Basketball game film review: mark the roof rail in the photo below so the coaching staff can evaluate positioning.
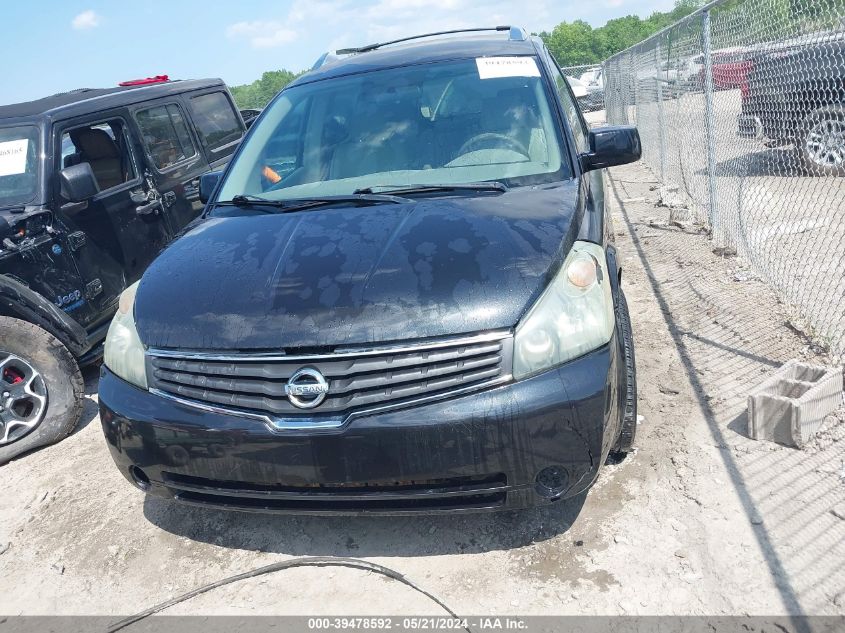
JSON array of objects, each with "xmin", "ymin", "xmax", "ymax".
[{"xmin": 327, "ymin": 25, "xmax": 526, "ymax": 58}]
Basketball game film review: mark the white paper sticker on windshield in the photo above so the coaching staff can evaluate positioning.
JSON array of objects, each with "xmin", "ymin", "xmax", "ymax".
[
  {"xmin": 476, "ymin": 57, "xmax": 540, "ymax": 80},
  {"xmin": 0, "ymin": 139, "xmax": 28, "ymax": 177}
]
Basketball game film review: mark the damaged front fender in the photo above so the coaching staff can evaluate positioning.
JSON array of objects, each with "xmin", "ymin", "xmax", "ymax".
[{"xmin": 0, "ymin": 274, "xmax": 89, "ymax": 357}]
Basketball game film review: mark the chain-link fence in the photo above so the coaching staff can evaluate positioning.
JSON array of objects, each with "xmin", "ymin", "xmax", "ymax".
[{"xmin": 603, "ymin": 0, "xmax": 845, "ymax": 359}]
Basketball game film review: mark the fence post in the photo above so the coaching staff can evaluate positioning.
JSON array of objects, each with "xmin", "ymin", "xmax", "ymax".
[
  {"xmin": 701, "ymin": 9, "xmax": 723, "ymax": 246},
  {"xmin": 655, "ymin": 41, "xmax": 667, "ymax": 182},
  {"xmin": 630, "ymin": 51, "xmax": 638, "ymax": 127}
]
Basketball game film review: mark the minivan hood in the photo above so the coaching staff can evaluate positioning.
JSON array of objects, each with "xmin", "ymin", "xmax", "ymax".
[{"xmin": 135, "ymin": 184, "xmax": 581, "ymax": 350}]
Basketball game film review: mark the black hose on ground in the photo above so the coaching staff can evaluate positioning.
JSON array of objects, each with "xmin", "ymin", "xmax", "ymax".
[{"xmin": 106, "ymin": 556, "xmax": 470, "ymax": 633}]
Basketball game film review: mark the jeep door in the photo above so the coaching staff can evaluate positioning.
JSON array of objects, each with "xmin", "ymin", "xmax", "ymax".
[
  {"xmin": 130, "ymin": 99, "xmax": 210, "ymax": 234},
  {"xmin": 54, "ymin": 112, "xmax": 172, "ymax": 325},
  {"xmin": 0, "ymin": 124, "xmax": 93, "ymax": 326}
]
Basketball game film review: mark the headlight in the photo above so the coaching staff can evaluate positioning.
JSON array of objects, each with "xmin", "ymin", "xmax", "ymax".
[
  {"xmin": 103, "ymin": 281, "xmax": 147, "ymax": 389},
  {"xmin": 513, "ymin": 241, "xmax": 615, "ymax": 379}
]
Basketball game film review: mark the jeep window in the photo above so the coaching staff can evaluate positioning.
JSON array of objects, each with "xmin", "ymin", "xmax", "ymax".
[
  {"xmin": 61, "ymin": 120, "xmax": 137, "ymax": 193},
  {"xmin": 135, "ymin": 103, "xmax": 197, "ymax": 170},
  {"xmin": 0, "ymin": 125, "xmax": 39, "ymax": 208},
  {"xmin": 218, "ymin": 57, "xmax": 570, "ymax": 202},
  {"xmin": 188, "ymin": 92, "xmax": 243, "ymax": 155}
]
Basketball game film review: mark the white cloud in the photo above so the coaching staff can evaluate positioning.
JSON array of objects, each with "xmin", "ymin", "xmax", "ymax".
[
  {"xmin": 227, "ymin": 20, "xmax": 298, "ymax": 48},
  {"xmin": 71, "ymin": 9, "xmax": 100, "ymax": 30},
  {"xmin": 288, "ymin": 0, "xmax": 352, "ymax": 25}
]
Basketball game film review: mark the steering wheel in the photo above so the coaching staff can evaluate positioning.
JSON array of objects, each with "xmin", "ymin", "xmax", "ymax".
[{"xmin": 457, "ymin": 133, "xmax": 529, "ymax": 159}]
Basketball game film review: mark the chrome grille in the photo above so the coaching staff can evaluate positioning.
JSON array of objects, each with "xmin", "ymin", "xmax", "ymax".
[{"xmin": 146, "ymin": 332, "xmax": 513, "ymax": 423}]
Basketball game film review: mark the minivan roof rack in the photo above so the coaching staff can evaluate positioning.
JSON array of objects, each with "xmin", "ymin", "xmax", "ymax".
[{"xmin": 333, "ymin": 25, "xmax": 527, "ymax": 57}]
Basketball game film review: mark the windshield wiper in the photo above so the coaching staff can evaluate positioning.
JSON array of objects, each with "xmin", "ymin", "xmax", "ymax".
[
  {"xmin": 353, "ymin": 182, "xmax": 509, "ymax": 196},
  {"xmin": 218, "ymin": 193, "xmax": 412, "ymax": 212}
]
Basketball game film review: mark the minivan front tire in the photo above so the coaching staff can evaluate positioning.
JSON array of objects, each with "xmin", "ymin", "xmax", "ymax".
[
  {"xmin": 611, "ymin": 289, "xmax": 637, "ymax": 456},
  {"xmin": 0, "ymin": 317, "xmax": 84, "ymax": 464}
]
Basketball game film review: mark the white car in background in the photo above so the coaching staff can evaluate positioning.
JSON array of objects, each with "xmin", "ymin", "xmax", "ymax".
[
  {"xmin": 567, "ymin": 75, "xmax": 605, "ymax": 112},
  {"xmin": 567, "ymin": 76, "xmax": 589, "ymax": 98},
  {"xmin": 579, "ymin": 67, "xmax": 604, "ymax": 91}
]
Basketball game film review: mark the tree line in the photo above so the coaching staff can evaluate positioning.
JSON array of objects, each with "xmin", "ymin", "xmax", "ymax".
[
  {"xmin": 538, "ymin": 0, "xmax": 710, "ymax": 68},
  {"xmin": 543, "ymin": 0, "xmax": 830, "ymax": 68},
  {"xmin": 230, "ymin": 69, "xmax": 303, "ymax": 109}
]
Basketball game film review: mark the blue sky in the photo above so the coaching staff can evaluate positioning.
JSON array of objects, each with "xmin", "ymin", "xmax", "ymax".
[{"xmin": 1, "ymin": 0, "xmax": 676, "ymax": 104}]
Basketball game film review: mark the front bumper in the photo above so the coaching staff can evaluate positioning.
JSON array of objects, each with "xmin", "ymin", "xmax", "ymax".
[
  {"xmin": 99, "ymin": 337, "xmax": 623, "ymax": 515},
  {"xmin": 738, "ymin": 114, "xmax": 765, "ymax": 140},
  {"xmin": 738, "ymin": 107, "xmax": 798, "ymax": 145}
]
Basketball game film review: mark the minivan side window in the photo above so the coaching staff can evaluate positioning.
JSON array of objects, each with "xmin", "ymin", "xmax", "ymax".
[
  {"xmin": 61, "ymin": 120, "xmax": 137, "ymax": 192},
  {"xmin": 188, "ymin": 92, "xmax": 243, "ymax": 155},
  {"xmin": 135, "ymin": 103, "xmax": 197, "ymax": 170},
  {"xmin": 547, "ymin": 56, "xmax": 589, "ymax": 154}
]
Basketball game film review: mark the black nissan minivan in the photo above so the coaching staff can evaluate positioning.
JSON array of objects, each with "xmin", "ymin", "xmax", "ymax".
[{"xmin": 99, "ymin": 27, "xmax": 642, "ymax": 514}]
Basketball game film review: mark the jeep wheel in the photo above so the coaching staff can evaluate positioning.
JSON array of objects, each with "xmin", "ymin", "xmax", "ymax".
[
  {"xmin": 0, "ymin": 317, "xmax": 84, "ymax": 465},
  {"xmin": 800, "ymin": 106, "xmax": 845, "ymax": 177},
  {"xmin": 611, "ymin": 289, "xmax": 637, "ymax": 457}
]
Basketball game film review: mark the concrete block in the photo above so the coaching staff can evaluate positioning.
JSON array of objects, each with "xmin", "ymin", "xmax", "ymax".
[{"xmin": 747, "ymin": 361, "xmax": 843, "ymax": 448}]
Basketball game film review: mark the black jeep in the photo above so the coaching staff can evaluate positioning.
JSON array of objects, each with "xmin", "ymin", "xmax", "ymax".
[{"xmin": 0, "ymin": 78, "xmax": 245, "ymax": 462}]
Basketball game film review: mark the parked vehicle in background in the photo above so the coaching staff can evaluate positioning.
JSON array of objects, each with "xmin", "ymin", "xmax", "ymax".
[
  {"xmin": 566, "ymin": 75, "xmax": 604, "ymax": 112},
  {"xmin": 0, "ymin": 77, "xmax": 246, "ymax": 462},
  {"xmin": 738, "ymin": 31, "xmax": 845, "ymax": 175},
  {"xmin": 710, "ymin": 48, "xmax": 753, "ymax": 91},
  {"xmin": 579, "ymin": 67, "xmax": 603, "ymax": 91},
  {"xmin": 634, "ymin": 60, "xmax": 682, "ymax": 98},
  {"xmin": 567, "ymin": 75, "xmax": 589, "ymax": 98},
  {"xmin": 672, "ymin": 48, "xmax": 750, "ymax": 93},
  {"xmin": 680, "ymin": 53, "xmax": 704, "ymax": 90},
  {"xmin": 579, "ymin": 88, "xmax": 605, "ymax": 113},
  {"xmin": 99, "ymin": 26, "xmax": 641, "ymax": 515},
  {"xmin": 239, "ymin": 108, "xmax": 262, "ymax": 129}
]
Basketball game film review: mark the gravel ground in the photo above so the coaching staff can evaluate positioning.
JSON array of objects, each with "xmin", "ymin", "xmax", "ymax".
[{"xmin": 0, "ymin": 158, "xmax": 843, "ymax": 618}]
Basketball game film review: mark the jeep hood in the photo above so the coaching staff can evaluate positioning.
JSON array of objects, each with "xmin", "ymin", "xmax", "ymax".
[{"xmin": 135, "ymin": 184, "xmax": 581, "ymax": 350}]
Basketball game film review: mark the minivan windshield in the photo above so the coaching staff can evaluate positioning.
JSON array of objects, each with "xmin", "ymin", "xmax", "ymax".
[
  {"xmin": 0, "ymin": 125, "xmax": 40, "ymax": 208},
  {"xmin": 217, "ymin": 57, "xmax": 569, "ymax": 203}
]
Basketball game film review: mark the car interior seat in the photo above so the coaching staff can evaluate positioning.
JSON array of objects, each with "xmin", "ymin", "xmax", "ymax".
[{"xmin": 68, "ymin": 128, "xmax": 124, "ymax": 190}]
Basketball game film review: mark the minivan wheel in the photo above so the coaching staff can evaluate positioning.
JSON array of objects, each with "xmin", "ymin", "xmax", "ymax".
[
  {"xmin": 0, "ymin": 317, "xmax": 84, "ymax": 465},
  {"xmin": 800, "ymin": 106, "xmax": 845, "ymax": 177},
  {"xmin": 611, "ymin": 290, "xmax": 637, "ymax": 457}
]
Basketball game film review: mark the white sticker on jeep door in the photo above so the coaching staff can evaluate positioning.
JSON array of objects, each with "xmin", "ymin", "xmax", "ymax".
[
  {"xmin": 0, "ymin": 139, "xmax": 28, "ymax": 176},
  {"xmin": 476, "ymin": 57, "xmax": 541, "ymax": 80}
]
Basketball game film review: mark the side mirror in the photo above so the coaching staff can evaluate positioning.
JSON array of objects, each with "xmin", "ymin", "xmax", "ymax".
[
  {"xmin": 579, "ymin": 126, "xmax": 641, "ymax": 173},
  {"xmin": 199, "ymin": 171, "xmax": 223, "ymax": 204},
  {"xmin": 59, "ymin": 162, "xmax": 99, "ymax": 203}
]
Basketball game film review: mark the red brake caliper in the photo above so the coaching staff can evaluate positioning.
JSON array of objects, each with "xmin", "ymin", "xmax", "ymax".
[{"xmin": 2, "ymin": 368, "xmax": 24, "ymax": 385}]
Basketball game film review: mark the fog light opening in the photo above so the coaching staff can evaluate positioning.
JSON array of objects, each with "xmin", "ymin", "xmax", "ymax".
[
  {"xmin": 535, "ymin": 465, "xmax": 570, "ymax": 500},
  {"xmin": 129, "ymin": 465, "xmax": 151, "ymax": 491}
]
